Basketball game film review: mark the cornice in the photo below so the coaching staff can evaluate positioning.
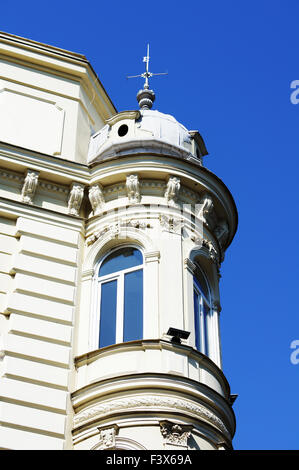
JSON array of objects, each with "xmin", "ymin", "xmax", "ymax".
[
  {"xmin": 0, "ymin": 195, "xmax": 84, "ymax": 233},
  {"xmin": 71, "ymin": 371, "xmax": 235, "ymax": 440},
  {"xmin": 0, "ymin": 142, "xmax": 237, "ymax": 250},
  {"xmin": 0, "ymin": 142, "xmax": 89, "ymax": 184}
]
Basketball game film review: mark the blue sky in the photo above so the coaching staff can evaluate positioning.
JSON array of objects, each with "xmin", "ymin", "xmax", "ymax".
[{"xmin": 2, "ymin": 0, "xmax": 298, "ymax": 450}]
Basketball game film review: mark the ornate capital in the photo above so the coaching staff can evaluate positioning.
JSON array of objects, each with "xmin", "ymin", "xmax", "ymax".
[
  {"xmin": 68, "ymin": 182, "xmax": 84, "ymax": 217},
  {"xmin": 160, "ymin": 421, "xmax": 192, "ymax": 448},
  {"xmin": 21, "ymin": 169, "xmax": 39, "ymax": 204}
]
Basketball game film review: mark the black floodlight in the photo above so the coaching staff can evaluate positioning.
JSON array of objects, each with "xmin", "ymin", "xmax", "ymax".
[
  {"xmin": 167, "ymin": 327, "xmax": 190, "ymax": 344},
  {"xmin": 229, "ymin": 394, "xmax": 238, "ymax": 405}
]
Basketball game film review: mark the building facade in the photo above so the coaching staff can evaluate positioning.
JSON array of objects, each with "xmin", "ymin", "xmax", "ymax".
[{"xmin": 0, "ymin": 32, "xmax": 238, "ymax": 450}]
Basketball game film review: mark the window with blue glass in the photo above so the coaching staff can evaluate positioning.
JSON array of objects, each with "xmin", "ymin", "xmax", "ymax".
[
  {"xmin": 193, "ymin": 267, "xmax": 211, "ymax": 356},
  {"xmin": 98, "ymin": 246, "xmax": 144, "ymax": 348}
]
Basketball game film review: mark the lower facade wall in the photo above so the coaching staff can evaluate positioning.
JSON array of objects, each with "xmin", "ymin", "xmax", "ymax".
[{"xmin": 0, "ymin": 212, "xmax": 82, "ymax": 449}]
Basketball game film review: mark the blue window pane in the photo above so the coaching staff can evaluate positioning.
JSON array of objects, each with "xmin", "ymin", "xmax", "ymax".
[
  {"xmin": 123, "ymin": 269, "xmax": 143, "ymax": 342},
  {"xmin": 203, "ymin": 302, "xmax": 209, "ymax": 356},
  {"xmin": 99, "ymin": 247, "xmax": 143, "ymax": 277},
  {"xmin": 194, "ymin": 271, "xmax": 209, "ymax": 300},
  {"xmin": 194, "ymin": 289, "xmax": 200, "ymax": 351},
  {"xmin": 99, "ymin": 280, "xmax": 117, "ymax": 348}
]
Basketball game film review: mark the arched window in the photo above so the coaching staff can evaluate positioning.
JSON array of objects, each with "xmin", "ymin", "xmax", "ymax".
[
  {"xmin": 193, "ymin": 266, "xmax": 211, "ymax": 356},
  {"xmin": 97, "ymin": 246, "xmax": 144, "ymax": 348}
]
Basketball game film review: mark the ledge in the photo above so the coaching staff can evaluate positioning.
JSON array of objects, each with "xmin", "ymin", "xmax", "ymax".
[{"xmin": 74, "ymin": 339, "xmax": 231, "ymax": 399}]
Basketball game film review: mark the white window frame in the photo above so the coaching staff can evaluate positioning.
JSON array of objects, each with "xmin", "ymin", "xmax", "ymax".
[
  {"xmin": 193, "ymin": 268, "xmax": 211, "ymax": 356},
  {"xmin": 91, "ymin": 245, "xmax": 144, "ymax": 349}
]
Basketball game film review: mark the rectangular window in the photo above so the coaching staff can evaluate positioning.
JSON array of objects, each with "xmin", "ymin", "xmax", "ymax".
[
  {"xmin": 203, "ymin": 301, "xmax": 209, "ymax": 356},
  {"xmin": 99, "ymin": 279, "xmax": 117, "ymax": 348},
  {"xmin": 193, "ymin": 289, "xmax": 200, "ymax": 351},
  {"xmin": 123, "ymin": 269, "xmax": 143, "ymax": 342}
]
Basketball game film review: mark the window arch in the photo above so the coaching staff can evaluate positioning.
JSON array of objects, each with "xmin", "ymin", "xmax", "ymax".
[
  {"xmin": 96, "ymin": 246, "xmax": 144, "ymax": 348},
  {"xmin": 193, "ymin": 265, "xmax": 211, "ymax": 356}
]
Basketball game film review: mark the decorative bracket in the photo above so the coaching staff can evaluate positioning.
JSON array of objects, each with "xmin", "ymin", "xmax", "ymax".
[
  {"xmin": 196, "ymin": 192, "xmax": 214, "ymax": 227},
  {"xmin": 89, "ymin": 184, "xmax": 105, "ymax": 216},
  {"xmin": 68, "ymin": 182, "xmax": 85, "ymax": 217},
  {"xmin": 20, "ymin": 169, "xmax": 39, "ymax": 204},
  {"xmin": 126, "ymin": 174, "xmax": 141, "ymax": 204},
  {"xmin": 214, "ymin": 219, "xmax": 229, "ymax": 248},
  {"xmin": 164, "ymin": 176, "xmax": 180, "ymax": 206}
]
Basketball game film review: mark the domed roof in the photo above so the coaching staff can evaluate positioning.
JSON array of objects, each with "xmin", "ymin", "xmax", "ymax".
[
  {"xmin": 87, "ymin": 108, "xmax": 207, "ymax": 166},
  {"xmin": 138, "ymin": 109, "xmax": 191, "ymax": 148}
]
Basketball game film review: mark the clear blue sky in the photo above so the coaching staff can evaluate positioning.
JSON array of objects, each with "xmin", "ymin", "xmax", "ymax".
[{"xmin": 2, "ymin": 0, "xmax": 298, "ymax": 450}]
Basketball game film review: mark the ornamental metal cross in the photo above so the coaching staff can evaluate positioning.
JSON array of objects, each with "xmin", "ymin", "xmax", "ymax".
[{"xmin": 127, "ymin": 44, "xmax": 167, "ymax": 90}]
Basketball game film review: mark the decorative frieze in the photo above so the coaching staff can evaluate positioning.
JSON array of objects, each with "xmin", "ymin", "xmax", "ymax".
[
  {"xmin": 160, "ymin": 421, "xmax": 192, "ymax": 448},
  {"xmin": 0, "ymin": 169, "xmax": 23, "ymax": 184},
  {"xmin": 126, "ymin": 174, "xmax": 141, "ymax": 204},
  {"xmin": 89, "ymin": 184, "xmax": 105, "ymax": 216},
  {"xmin": 68, "ymin": 182, "xmax": 85, "ymax": 217},
  {"xmin": 73, "ymin": 395, "xmax": 231, "ymax": 439},
  {"xmin": 20, "ymin": 169, "xmax": 39, "ymax": 204},
  {"xmin": 38, "ymin": 180, "xmax": 69, "ymax": 195},
  {"xmin": 164, "ymin": 176, "xmax": 180, "ymax": 206}
]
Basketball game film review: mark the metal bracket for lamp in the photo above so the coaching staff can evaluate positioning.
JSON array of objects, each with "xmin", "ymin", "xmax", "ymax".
[{"xmin": 167, "ymin": 327, "xmax": 190, "ymax": 344}]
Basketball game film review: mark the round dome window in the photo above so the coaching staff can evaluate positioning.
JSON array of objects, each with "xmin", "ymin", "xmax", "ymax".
[{"xmin": 118, "ymin": 124, "xmax": 129, "ymax": 137}]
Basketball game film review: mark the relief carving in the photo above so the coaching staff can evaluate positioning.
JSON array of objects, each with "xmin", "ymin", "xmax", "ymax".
[
  {"xmin": 86, "ymin": 219, "xmax": 151, "ymax": 245},
  {"xmin": 96, "ymin": 425, "xmax": 119, "ymax": 450},
  {"xmin": 160, "ymin": 421, "xmax": 192, "ymax": 447},
  {"xmin": 73, "ymin": 395, "xmax": 231, "ymax": 438},
  {"xmin": 159, "ymin": 214, "xmax": 181, "ymax": 233}
]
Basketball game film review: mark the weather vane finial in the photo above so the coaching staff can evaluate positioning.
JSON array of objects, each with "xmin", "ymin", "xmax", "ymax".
[{"xmin": 127, "ymin": 44, "xmax": 167, "ymax": 109}]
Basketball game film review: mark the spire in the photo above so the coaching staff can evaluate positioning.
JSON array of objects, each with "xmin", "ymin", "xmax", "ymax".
[{"xmin": 127, "ymin": 44, "xmax": 167, "ymax": 109}]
